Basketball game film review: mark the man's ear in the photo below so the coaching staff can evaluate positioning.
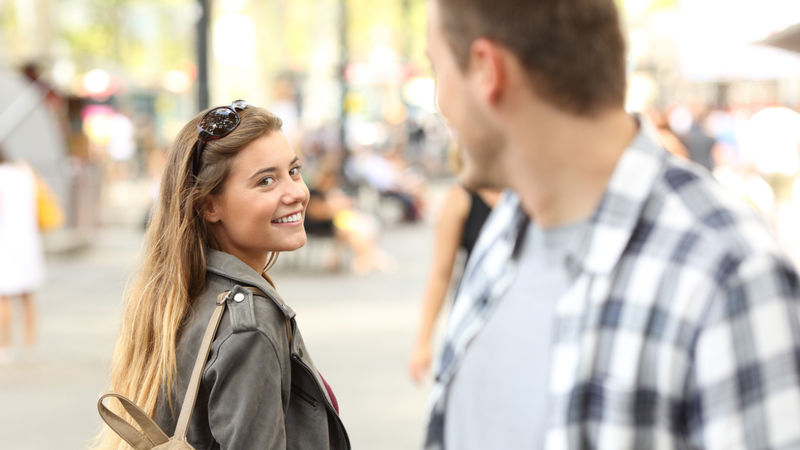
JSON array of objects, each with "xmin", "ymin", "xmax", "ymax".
[
  {"xmin": 203, "ymin": 194, "xmax": 222, "ymax": 223},
  {"xmin": 469, "ymin": 38, "xmax": 506, "ymax": 105}
]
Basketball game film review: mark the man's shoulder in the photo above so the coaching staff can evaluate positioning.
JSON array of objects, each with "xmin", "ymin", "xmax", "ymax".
[
  {"xmin": 629, "ymin": 157, "xmax": 789, "ymax": 286},
  {"xmin": 653, "ymin": 159, "xmax": 778, "ymax": 248}
]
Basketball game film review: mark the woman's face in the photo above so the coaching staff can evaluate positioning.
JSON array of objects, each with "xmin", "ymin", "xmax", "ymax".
[{"xmin": 204, "ymin": 131, "xmax": 309, "ymax": 272}]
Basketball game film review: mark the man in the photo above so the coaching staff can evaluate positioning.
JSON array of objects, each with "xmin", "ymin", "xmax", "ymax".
[{"xmin": 424, "ymin": 0, "xmax": 800, "ymax": 449}]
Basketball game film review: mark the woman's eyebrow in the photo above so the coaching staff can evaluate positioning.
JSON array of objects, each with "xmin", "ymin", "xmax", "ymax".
[
  {"xmin": 249, "ymin": 166, "xmax": 277, "ymax": 180},
  {"xmin": 248, "ymin": 157, "xmax": 300, "ymax": 180}
]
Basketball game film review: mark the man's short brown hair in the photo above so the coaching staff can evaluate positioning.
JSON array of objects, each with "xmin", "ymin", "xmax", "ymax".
[{"xmin": 436, "ymin": 0, "xmax": 627, "ymax": 115}]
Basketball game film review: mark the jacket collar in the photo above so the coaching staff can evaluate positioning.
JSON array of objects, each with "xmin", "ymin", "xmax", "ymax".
[
  {"xmin": 565, "ymin": 115, "xmax": 669, "ymax": 278},
  {"xmin": 206, "ymin": 249, "xmax": 295, "ymax": 319}
]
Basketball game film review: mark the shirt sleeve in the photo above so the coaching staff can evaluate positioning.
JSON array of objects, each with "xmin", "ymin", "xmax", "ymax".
[
  {"xmin": 689, "ymin": 252, "xmax": 800, "ymax": 450},
  {"xmin": 205, "ymin": 330, "xmax": 287, "ymax": 449}
]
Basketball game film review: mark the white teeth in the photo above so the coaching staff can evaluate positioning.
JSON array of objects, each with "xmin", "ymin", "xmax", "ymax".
[{"xmin": 274, "ymin": 213, "xmax": 301, "ymax": 224}]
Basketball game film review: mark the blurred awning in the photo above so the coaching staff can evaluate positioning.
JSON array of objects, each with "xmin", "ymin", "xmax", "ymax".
[
  {"xmin": 674, "ymin": 0, "xmax": 800, "ymax": 81},
  {"xmin": 678, "ymin": 42, "xmax": 800, "ymax": 81},
  {"xmin": 759, "ymin": 22, "xmax": 800, "ymax": 54}
]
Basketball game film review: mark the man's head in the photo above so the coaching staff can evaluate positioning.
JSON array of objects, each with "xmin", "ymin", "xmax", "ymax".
[{"xmin": 426, "ymin": 0, "xmax": 627, "ymax": 188}]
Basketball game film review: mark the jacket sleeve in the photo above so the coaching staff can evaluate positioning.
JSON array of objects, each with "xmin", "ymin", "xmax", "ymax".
[
  {"xmin": 205, "ymin": 329, "xmax": 287, "ymax": 449},
  {"xmin": 689, "ymin": 252, "xmax": 800, "ymax": 450}
]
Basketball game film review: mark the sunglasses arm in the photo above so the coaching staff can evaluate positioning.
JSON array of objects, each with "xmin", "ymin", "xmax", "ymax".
[{"xmin": 192, "ymin": 138, "xmax": 208, "ymax": 176}]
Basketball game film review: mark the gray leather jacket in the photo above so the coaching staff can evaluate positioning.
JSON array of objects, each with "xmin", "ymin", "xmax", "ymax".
[{"xmin": 154, "ymin": 250, "xmax": 350, "ymax": 450}]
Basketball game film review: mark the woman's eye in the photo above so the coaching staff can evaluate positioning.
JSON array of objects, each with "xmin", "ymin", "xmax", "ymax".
[
  {"xmin": 259, "ymin": 176, "xmax": 275, "ymax": 187},
  {"xmin": 289, "ymin": 166, "xmax": 302, "ymax": 176}
]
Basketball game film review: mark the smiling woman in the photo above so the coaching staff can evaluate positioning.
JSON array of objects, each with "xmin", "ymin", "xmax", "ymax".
[
  {"xmin": 203, "ymin": 132, "xmax": 309, "ymax": 271},
  {"xmin": 93, "ymin": 103, "xmax": 349, "ymax": 450}
]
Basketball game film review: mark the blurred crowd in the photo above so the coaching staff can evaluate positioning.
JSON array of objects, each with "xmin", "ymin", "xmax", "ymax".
[{"xmin": 649, "ymin": 102, "xmax": 800, "ymax": 258}]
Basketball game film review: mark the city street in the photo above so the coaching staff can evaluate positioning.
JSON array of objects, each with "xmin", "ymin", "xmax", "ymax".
[{"xmin": 0, "ymin": 219, "xmax": 441, "ymax": 449}]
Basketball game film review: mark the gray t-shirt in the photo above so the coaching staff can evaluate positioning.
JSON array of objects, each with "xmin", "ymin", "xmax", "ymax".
[{"xmin": 444, "ymin": 219, "xmax": 585, "ymax": 450}]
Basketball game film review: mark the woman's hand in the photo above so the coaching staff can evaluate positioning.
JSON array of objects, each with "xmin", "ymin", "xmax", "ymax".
[{"xmin": 408, "ymin": 341, "xmax": 433, "ymax": 384}]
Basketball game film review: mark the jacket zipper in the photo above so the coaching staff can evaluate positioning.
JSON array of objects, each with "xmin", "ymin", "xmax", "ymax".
[
  {"xmin": 291, "ymin": 383, "xmax": 319, "ymax": 408},
  {"xmin": 292, "ymin": 354, "xmax": 351, "ymax": 448}
]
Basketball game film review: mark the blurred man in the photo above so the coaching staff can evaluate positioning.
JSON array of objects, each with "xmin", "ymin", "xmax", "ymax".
[{"xmin": 424, "ymin": 0, "xmax": 800, "ymax": 449}]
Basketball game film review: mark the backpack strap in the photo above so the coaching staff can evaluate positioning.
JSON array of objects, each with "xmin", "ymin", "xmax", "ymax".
[
  {"xmin": 173, "ymin": 289, "xmax": 231, "ymax": 440},
  {"xmin": 98, "ymin": 285, "xmax": 291, "ymax": 447},
  {"xmin": 97, "ymin": 289, "xmax": 230, "ymax": 448},
  {"xmin": 97, "ymin": 391, "xmax": 170, "ymax": 450}
]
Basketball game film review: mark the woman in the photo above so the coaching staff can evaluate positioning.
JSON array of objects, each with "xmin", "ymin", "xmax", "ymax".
[
  {"xmin": 407, "ymin": 184, "xmax": 500, "ymax": 383},
  {"xmin": 94, "ymin": 102, "xmax": 349, "ymax": 449},
  {"xmin": 0, "ymin": 147, "xmax": 44, "ymax": 364}
]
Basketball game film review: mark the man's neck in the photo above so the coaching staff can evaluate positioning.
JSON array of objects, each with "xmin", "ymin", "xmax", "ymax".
[{"xmin": 505, "ymin": 106, "xmax": 639, "ymax": 228}]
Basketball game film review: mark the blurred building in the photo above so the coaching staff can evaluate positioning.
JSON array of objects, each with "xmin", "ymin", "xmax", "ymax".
[
  {"xmin": 0, "ymin": 0, "xmax": 436, "ymax": 232},
  {"xmin": 622, "ymin": 0, "xmax": 800, "ymax": 109}
]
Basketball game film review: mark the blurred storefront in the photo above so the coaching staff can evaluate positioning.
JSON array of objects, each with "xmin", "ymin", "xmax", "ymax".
[
  {"xmin": 622, "ymin": 0, "xmax": 800, "ymax": 108},
  {"xmin": 0, "ymin": 0, "xmax": 201, "ymax": 237},
  {"xmin": 0, "ymin": 0, "xmax": 437, "ymax": 236}
]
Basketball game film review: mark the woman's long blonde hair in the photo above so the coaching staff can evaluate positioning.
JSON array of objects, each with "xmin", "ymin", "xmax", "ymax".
[{"xmin": 93, "ymin": 105, "xmax": 283, "ymax": 449}]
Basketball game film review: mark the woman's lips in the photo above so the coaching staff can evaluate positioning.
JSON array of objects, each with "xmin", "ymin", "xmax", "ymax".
[{"xmin": 271, "ymin": 212, "xmax": 303, "ymax": 224}]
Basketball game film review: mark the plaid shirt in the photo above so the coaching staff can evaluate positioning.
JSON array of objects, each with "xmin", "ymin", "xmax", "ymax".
[{"xmin": 424, "ymin": 119, "xmax": 800, "ymax": 450}]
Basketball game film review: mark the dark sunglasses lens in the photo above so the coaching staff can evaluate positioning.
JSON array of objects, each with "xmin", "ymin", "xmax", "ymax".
[{"xmin": 199, "ymin": 107, "xmax": 239, "ymax": 137}]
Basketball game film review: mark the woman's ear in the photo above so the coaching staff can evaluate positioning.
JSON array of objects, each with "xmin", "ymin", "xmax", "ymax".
[{"xmin": 203, "ymin": 194, "xmax": 222, "ymax": 223}]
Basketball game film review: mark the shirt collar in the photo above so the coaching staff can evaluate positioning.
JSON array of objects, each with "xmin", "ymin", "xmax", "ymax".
[
  {"xmin": 206, "ymin": 249, "xmax": 295, "ymax": 318},
  {"xmin": 565, "ymin": 114, "xmax": 668, "ymax": 277}
]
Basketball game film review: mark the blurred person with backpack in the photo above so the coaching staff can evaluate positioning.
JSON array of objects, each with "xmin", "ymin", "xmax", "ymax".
[{"xmin": 0, "ymin": 146, "xmax": 45, "ymax": 364}]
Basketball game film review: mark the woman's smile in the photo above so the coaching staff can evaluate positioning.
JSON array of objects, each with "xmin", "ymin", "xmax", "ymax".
[{"xmin": 271, "ymin": 211, "xmax": 304, "ymax": 225}]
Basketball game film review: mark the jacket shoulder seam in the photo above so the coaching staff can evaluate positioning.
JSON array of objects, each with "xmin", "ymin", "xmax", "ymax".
[{"xmin": 203, "ymin": 328, "xmax": 285, "ymax": 390}]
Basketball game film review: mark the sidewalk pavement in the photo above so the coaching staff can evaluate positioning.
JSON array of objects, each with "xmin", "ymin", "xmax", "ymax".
[{"xmin": 0, "ymin": 219, "xmax": 442, "ymax": 450}]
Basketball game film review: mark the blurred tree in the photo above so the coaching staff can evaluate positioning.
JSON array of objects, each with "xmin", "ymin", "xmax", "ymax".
[
  {"xmin": 269, "ymin": 0, "xmax": 427, "ymax": 72},
  {"xmin": 60, "ymin": 0, "xmax": 193, "ymax": 84},
  {"xmin": 0, "ymin": 0, "xmax": 194, "ymax": 92},
  {"xmin": 650, "ymin": 0, "xmax": 678, "ymax": 10}
]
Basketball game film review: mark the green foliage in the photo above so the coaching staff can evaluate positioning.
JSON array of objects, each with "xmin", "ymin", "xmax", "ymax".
[
  {"xmin": 649, "ymin": 0, "xmax": 678, "ymax": 10},
  {"xmin": 284, "ymin": 0, "xmax": 317, "ymax": 64},
  {"xmin": 616, "ymin": 0, "xmax": 678, "ymax": 14},
  {"xmin": 46, "ymin": 0, "xmax": 192, "ymax": 77},
  {"xmin": 345, "ymin": 0, "xmax": 428, "ymax": 69},
  {"xmin": 63, "ymin": 26, "xmax": 117, "ymax": 63},
  {"xmin": 258, "ymin": 0, "xmax": 428, "ymax": 75}
]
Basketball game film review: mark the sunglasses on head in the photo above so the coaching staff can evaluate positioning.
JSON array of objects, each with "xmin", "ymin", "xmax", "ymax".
[{"xmin": 191, "ymin": 99, "xmax": 251, "ymax": 177}]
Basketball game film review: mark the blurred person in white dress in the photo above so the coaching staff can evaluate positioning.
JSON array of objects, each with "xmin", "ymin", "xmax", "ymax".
[{"xmin": 0, "ymin": 147, "xmax": 45, "ymax": 364}]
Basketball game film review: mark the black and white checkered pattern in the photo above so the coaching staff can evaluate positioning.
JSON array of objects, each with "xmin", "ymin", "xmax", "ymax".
[{"xmin": 424, "ymin": 119, "xmax": 800, "ymax": 450}]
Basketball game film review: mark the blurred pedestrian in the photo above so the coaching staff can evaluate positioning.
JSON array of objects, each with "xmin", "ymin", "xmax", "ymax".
[
  {"xmin": 407, "ymin": 183, "xmax": 499, "ymax": 383},
  {"xmin": 669, "ymin": 105, "xmax": 717, "ymax": 171},
  {"xmin": 650, "ymin": 108, "xmax": 690, "ymax": 160},
  {"xmin": 424, "ymin": 1, "xmax": 800, "ymax": 449},
  {"xmin": 94, "ymin": 101, "xmax": 349, "ymax": 449},
  {"xmin": 0, "ymin": 146, "xmax": 44, "ymax": 364},
  {"xmin": 359, "ymin": 146, "xmax": 426, "ymax": 222},
  {"xmin": 305, "ymin": 164, "xmax": 390, "ymax": 274}
]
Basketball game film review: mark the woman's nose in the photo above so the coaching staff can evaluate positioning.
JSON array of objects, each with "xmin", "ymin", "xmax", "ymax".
[{"xmin": 283, "ymin": 179, "xmax": 307, "ymax": 204}]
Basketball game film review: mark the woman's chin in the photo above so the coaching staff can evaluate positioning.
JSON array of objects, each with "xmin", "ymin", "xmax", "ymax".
[{"xmin": 271, "ymin": 233, "xmax": 307, "ymax": 253}]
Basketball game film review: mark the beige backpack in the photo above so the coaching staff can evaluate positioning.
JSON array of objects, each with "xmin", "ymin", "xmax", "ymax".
[{"xmin": 97, "ymin": 289, "xmax": 232, "ymax": 449}]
